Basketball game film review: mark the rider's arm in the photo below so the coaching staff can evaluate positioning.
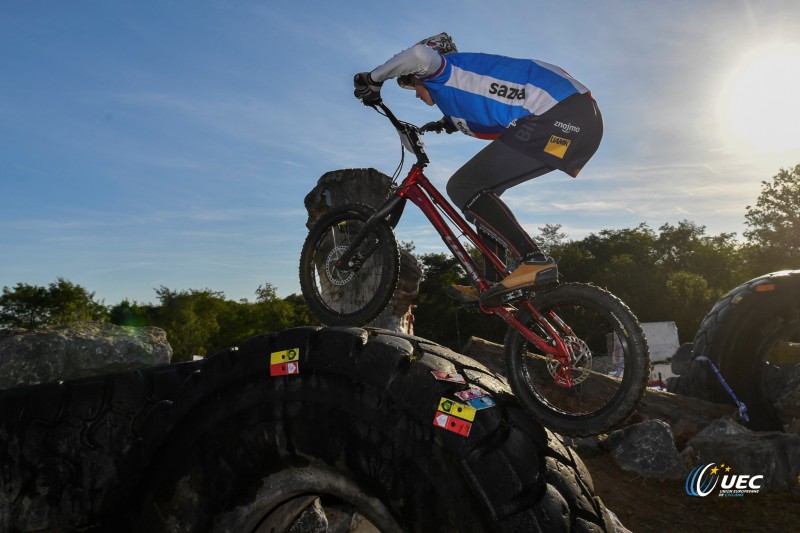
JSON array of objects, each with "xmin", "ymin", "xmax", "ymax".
[{"xmin": 370, "ymin": 44, "xmax": 443, "ymax": 83}]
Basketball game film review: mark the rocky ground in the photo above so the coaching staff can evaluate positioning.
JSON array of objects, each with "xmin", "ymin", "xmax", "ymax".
[
  {"xmin": 463, "ymin": 337, "xmax": 800, "ymax": 532},
  {"xmin": 583, "ymin": 450, "xmax": 799, "ymax": 533},
  {"xmin": 577, "ymin": 392, "xmax": 800, "ymax": 532}
]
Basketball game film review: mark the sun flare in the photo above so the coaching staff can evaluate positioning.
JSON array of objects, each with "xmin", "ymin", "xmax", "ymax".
[{"xmin": 720, "ymin": 43, "xmax": 800, "ymax": 152}]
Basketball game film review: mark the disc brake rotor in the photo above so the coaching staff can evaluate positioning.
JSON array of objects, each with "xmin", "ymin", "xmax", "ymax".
[
  {"xmin": 547, "ymin": 336, "xmax": 593, "ymax": 385},
  {"xmin": 325, "ymin": 245, "xmax": 355, "ymax": 286}
]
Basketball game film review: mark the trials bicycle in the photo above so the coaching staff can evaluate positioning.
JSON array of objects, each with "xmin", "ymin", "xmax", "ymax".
[{"xmin": 299, "ymin": 99, "xmax": 650, "ymax": 436}]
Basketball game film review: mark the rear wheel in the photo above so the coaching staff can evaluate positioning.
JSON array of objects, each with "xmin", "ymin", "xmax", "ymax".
[
  {"xmin": 299, "ymin": 204, "xmax": 399, "ymax": 326},
  {"xmin": 505, "ymin": 283, "xmax": 650, "ymax": 436}
]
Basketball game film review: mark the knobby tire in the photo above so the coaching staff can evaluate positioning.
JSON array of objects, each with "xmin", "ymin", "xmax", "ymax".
[
  {"xmin": 505, "ymin": 283, "xmax": 650, "ymax": 437},
  {"xmin": 688, "ymin": 270, "xmax": 800, "ymax": 430},
  {"xmin": 299, "ymin": 203, "xmax": 400, "ymax": 326}
]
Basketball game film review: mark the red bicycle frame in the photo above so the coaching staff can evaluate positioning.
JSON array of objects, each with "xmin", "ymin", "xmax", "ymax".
[
  {"xmin": 395, "ymin": 164, "xmax": 574, "ymax": 382},
  {"xmin": 339, "ymin": 101, "xmax": 577, "ymax": 385}
]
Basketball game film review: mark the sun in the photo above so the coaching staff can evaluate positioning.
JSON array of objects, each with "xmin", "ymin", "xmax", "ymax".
[{"xmin": 719, "ymin": 43, "xmax": 800, "ymax": 152}]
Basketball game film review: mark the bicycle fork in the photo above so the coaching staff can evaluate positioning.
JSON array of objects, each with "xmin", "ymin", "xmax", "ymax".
[{"xmin": 333, "ymin": 195, "xmax": 407, "ymax": 272}]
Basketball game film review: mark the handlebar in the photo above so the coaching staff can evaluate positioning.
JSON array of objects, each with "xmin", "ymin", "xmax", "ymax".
[{"xmin": 365, "ymin": 99, "xmax": 431, "ymax": 167}]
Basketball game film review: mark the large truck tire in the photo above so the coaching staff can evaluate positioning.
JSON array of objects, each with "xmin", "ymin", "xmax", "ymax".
[
  {"xmin": 670, "ymin": 270, "xmax": 800, "ymax": 431},
  {"xmin": 0, "ymin": 359, "xmax": 205, "ymax": 532},
  {"xmin": 2, "ymin": 327, "xmax": 618, "ymax": 532}
]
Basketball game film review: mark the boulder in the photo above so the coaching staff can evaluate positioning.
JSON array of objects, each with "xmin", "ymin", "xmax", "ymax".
[
  {"xmin": 303, "ymin": 168, "xmax": 394, "ymax": 229},
  {"xmin": 680, "ymin": 417, "xmax": 800, "ymax": 490},
  {"xmin": 602, "ymin": 420, "xmax": 684, "ymax": 479},
  {"xmin": 0, "ymin": 322, "xmax": 171, "ymax": 389},
  {"xmin": 463, "ymin": 335, "xmax": 800, "ymax": 491}
]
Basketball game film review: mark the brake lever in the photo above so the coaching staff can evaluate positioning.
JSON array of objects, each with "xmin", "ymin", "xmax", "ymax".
[{"xmin": 419, "ymin": 121, "xmax": 445, "ymax": 135}]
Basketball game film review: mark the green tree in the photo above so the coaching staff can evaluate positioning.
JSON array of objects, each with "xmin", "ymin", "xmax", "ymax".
[
  {"xmin": 283, "ymin": 293, "xmax": 317, "ymax": 326},
  {"xmin": 552, "ymin": 223, "xmax": 751, "ymax": 341},
  {"xmin": 411, "ymin": 253, "xmax": 466, "ymax": 348},
  {"xmin": 744, "ymin": 163, "xmax": 800, "ymax": 272},
  {"xmin": 664, "ymin": 271, "xmax": 716, "ymax": 341},
  {"xmin": 411, "ymin": 252, "xmax": 505, "ymax": 350},
  {"xmin": 109, "ymin": 299, "xmax": 152, "ymax": 328},
  {"xmin": 0, "ymin": 278, "xmax": 107, "ymax": 328},
  {"xmin": 557, "ymin": 224, "xmax": 663, "ymax": 321},
  {"xmin": 152, "ymin": 287, "xmax": 226, "ymax": 361},
  {"xmin": 148, "ymin": 284, "xmax": 315, "ymax": 361},
  {"xmin": 0, "ymin": 283, "xmax": 48, "ymax": 328},
  {"xmin": 535, "ymin": 223, "xmax": 568, "ymax": 256},
  {"xmin": 654, "ymin": 221, "xmax": 744, "ymax": 295}
]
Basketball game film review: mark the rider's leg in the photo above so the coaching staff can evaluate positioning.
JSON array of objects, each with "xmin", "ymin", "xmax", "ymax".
[
  {"xmin": 445, "ymin": 141, "xmax": 556, "ymax": 303},
  {"xmin": 446, "ymin": 93, "xmax": 603, "ymax": 303},
  {"xmin": 446, "ymin": 140, "xmax": 554, "ymax": 258},
  {"xmin": 476, "ymin": 226, "xmax": 506, "ymax": 283},
  {"xmin": 465, "ymin": 189, "xmax": 559, "ymax": 303},
  {"xmin": 447, "ymin": 223, "xmax": 508, "ymax": 303},
  {"xmin": 464, "ymin": 189, "xmax": 547, "ymax": 262}
]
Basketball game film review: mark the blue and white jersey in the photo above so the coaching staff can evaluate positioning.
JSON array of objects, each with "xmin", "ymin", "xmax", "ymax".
[
  {"xmin": 370, "ymin": 45, "xmax": 590, "ymax": 140},
  {"xmin": 426, "ymin": 53, "xmax": 589, "ymax": 139}
]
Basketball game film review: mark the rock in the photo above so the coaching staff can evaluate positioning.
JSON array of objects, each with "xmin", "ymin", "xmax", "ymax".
[
  {"xmin": 0, "ymin": 322, "xmax": 172, "ymax": 389},
  {"xmin": 603, "ymin": 420, "xmax": 685, "ymax": 479},
  {"xmin": 304, "ymin": 168, "xmax": 422, "ymax": 334},
  {"xmin": 629, "ymin": 387, "xmax": 735, "ymax": 448},
  {"xmin": 303, "ymin": 168, "xmax": 394, "ymax": 229},
  {"xmin": 681, "ymin": 417, "xmax": 800, "ymax": 490},
  {"xmin": 288, "ymin": 498, "xmax": 328, "ymax": 532},
  {"xmin": 670, "ymin": 342, "xmax": 694, "ymax": 376}
]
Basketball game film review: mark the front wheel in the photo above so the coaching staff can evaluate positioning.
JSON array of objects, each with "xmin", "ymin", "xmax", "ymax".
[
  {"xmin": 299, "ymin": 203, "xmax": 400, "ymax": 326},
  {"xmin": 505, "ymin": 283, "xmax": 650, "ymax": 436}
]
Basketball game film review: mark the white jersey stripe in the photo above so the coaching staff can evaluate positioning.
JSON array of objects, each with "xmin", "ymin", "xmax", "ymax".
[
  {"xmin": 446, "ymin": 65, "xmax": 560, "ymax": 117},
  {"xmin": 531, "ymin": 60, "xmax": 589, "ymax": 93}
]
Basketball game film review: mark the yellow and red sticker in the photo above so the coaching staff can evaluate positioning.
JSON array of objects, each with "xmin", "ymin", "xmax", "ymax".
[
  {"xmin": 433, "ymin": 397, "xmax": 477, "ymax": 437},
  {"xmin": 433, "ymin": 411, "xmax": 472, "ymax": 437},
  {"xmin": 437, "ymin": 397, "xmax": 477, "ymax": 421},
  {"xmin": 270, "ymin": 348, "xmax": 300, "ymax": 376}
]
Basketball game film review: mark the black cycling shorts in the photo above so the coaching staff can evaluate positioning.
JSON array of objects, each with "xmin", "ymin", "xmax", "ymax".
[
  {"xmin": 501, "ymin": 92, "xmax": 603, "ymax": 178},
  {"xmin": 446, "ymin": 92, "xmax": 603, "ymax": 209}
]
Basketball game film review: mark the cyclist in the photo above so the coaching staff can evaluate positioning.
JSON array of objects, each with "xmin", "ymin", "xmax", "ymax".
[{"xmin": 354, "ymin": 33, "xmax": 603, "ymax": 305}]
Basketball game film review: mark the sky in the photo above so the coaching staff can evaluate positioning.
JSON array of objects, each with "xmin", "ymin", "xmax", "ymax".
[{"xmin": 2, "ymin": 0, "xmax": 800, "ymax": 306}]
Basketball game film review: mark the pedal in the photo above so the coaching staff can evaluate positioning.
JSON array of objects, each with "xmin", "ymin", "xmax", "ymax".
[{"xmin": 500, "ymin": 289, "xmax": 528, "ymax": 304}]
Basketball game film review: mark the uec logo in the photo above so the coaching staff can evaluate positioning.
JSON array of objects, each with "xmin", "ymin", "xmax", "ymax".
[
  {"xmin": 685, "ymin": 463, "xmax": 764, "ymax": 497},
  {"xmin": 685, "ymin": 464, "xmax": 720, "ymax": 497}
]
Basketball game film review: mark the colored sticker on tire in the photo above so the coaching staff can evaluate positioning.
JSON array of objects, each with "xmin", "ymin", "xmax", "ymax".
[
  {"xmin": 433, "ymin": 411, "xmax": 472, "ymax": 437},
  {"xmin": 270, "ymin": 348, "xmax": 300, "ymax": 376},
  {"xmin": 438, "ymin": 397, "xmax": 476, "ymax": 421}
]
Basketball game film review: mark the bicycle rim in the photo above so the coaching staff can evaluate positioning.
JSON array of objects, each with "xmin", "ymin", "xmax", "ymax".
[
  {"xmin": 505, "ymin": 283, "xmax": 649, "ymax": 436},
  {"xmin": 300, "ymin": 205, "xmax": 398, "ymax": 326}
]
